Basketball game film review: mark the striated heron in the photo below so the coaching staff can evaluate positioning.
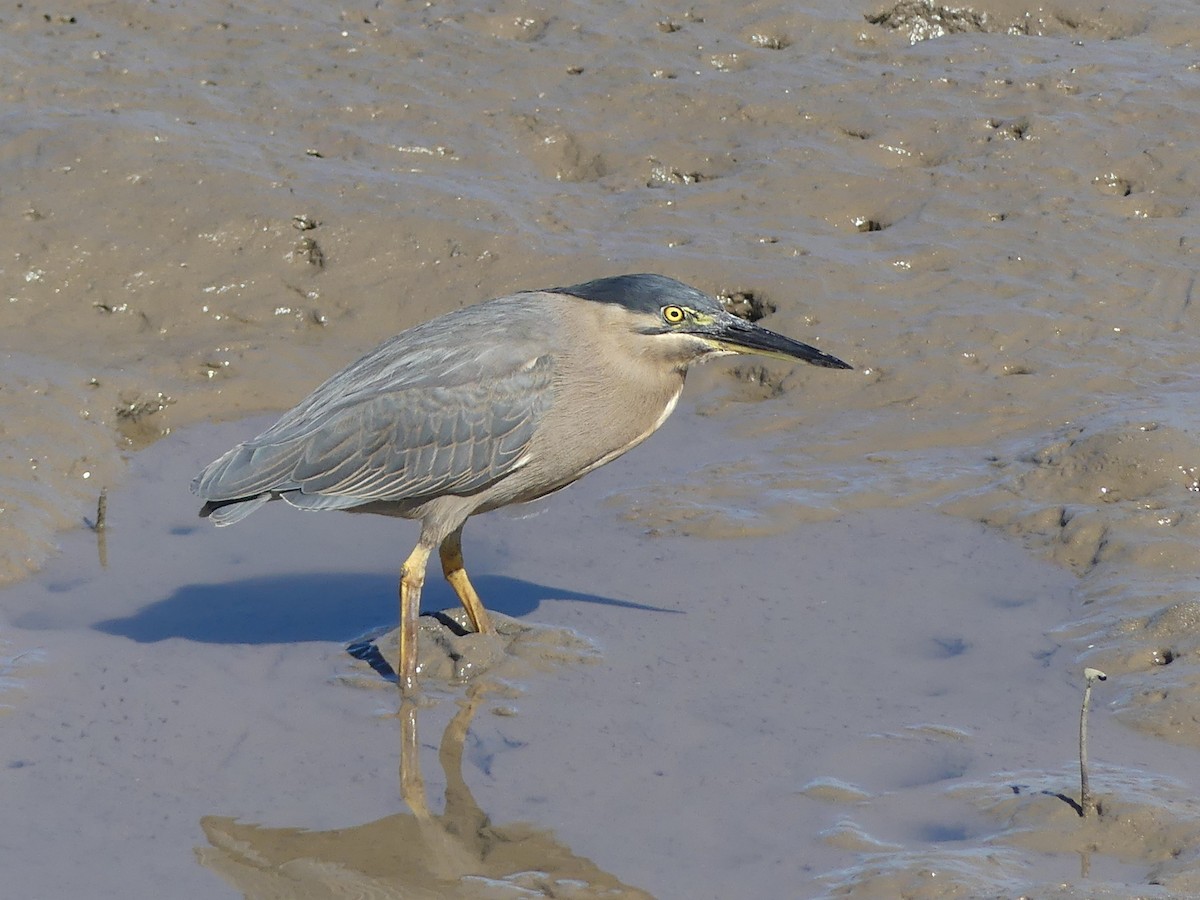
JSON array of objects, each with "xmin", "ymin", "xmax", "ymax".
[{"xmin": 192, "ymin": 274, "xmax": 851, "ymax": 690}]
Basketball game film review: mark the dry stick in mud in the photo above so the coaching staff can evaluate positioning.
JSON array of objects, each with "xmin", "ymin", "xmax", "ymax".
[
  {"xmin": 94, "ymin": 487, "xmax": 107, "ymax": 532},
  {"xmin": 1079, "ymin": 667, "xmax": 1108, "ymax": 817},
  {"xmin": 89, "ymin": 487, "xmax": 109, "ymax": 569}
]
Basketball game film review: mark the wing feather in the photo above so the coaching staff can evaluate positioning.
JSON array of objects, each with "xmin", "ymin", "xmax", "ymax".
[{"xmin": 193, "ymin": 349, "xmax": 555, "ymax": 509}]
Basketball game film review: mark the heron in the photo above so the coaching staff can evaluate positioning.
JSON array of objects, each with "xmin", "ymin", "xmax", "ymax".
[{"xmin": 192, "ymin": 274, "xmax": 851, "ymax": 690}]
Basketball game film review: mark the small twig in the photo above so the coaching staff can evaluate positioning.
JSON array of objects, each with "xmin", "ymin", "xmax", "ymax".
[
  {"xmin": 1080, "ymin": 667, "xmax": 1108, "ymax": 817},
  {"xmin": 94, "ymin": 488, "xmax": 109, "ymax": 569},
  {"xmin": 94, "ymin": 488, "xmax": 108, "ymax": 532}
]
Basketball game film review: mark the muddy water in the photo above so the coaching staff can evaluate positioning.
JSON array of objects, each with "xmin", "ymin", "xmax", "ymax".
[{"xmin": 4, "ymin": 0, "xmax": 1200, "ymax": 896}]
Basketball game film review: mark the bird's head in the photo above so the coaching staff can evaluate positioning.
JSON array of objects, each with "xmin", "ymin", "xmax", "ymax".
[{"xmin": 553, "ymin": 273, "xmax": 852, "ymax": 372}]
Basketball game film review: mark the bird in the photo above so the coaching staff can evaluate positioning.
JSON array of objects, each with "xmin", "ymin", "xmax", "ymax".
[{"xmin": 192, "ymin": 273, "xmax": 852, "ymax": 690}]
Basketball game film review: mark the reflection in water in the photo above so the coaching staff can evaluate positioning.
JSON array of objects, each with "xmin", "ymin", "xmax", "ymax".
[{"xmin": 196, "ymin": 684, "xmax": 653, "ymax": 899}]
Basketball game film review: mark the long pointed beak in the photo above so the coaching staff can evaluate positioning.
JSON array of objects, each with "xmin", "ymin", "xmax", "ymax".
[{"xmin": 709, "ymin": 317, "xmax": 852, "ymax": 369}]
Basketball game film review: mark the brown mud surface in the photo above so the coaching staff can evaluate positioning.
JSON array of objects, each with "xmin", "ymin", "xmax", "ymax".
[{"xmin": 4, "ymin": 0, "xmax": 1200, "ymax": 896}]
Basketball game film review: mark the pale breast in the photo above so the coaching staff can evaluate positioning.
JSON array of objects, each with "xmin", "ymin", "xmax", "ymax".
[{"xmin": 473, "ymin": 301, "xmax": 687, "ymax": 511}]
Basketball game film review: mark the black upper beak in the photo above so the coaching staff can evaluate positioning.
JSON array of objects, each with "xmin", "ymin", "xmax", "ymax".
[{"xmin": 713, "ymin": 317, "xmax": 852, "ymax": 370}]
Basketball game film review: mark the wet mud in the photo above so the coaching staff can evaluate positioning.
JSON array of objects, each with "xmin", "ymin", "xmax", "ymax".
[{"xmin": 3, "ymin": 0, "xmax": 1200, "ymax": 896}]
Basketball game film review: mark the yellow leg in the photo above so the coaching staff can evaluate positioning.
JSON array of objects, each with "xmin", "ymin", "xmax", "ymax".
[
  {"xmin": 439, "ymin": 527, "xmax": 493, "ymax": 635},
  {"xmin": 399, "ymin": 542, "xmax": 433, "ymax": 693}
]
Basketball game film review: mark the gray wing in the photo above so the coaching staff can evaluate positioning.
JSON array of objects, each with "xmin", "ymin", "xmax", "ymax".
[
  {"xmin": 192, "ymin": 296, "xmax": 559, "ymax": 515},
  {"xmin": 193, "ymin": 357, "xmax": 553, "ymax": 508}
]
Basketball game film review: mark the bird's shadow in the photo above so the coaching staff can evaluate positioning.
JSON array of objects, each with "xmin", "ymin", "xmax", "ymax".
[{"xmin": 94, "ymin": 572, "xmax": 676, "ymax": 645}]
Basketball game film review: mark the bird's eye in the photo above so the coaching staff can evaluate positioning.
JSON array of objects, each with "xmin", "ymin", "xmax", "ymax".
[{"xmin": 662, "ymin": 305, "xmax": 686, "ymax": 324}]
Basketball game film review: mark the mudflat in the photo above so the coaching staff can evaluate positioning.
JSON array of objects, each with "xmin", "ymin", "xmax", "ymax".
[{"xmin": 4, "ymin": 1, "xmax": 1200, "ymax": 896}]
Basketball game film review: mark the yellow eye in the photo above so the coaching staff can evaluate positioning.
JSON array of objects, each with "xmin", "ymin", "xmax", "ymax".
[{"xmin": 662, "ymin": 305, "xmax": 686, "ymax": 324}]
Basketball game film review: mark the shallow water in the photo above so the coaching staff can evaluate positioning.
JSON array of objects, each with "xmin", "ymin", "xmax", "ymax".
[
  {"xmin": 4, "ymin": 0, "xmax": 1200, "ymax": 895},
  {"xmin": 1, "ymin": 412, "xmax": 1184, "ymax": 899}
]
